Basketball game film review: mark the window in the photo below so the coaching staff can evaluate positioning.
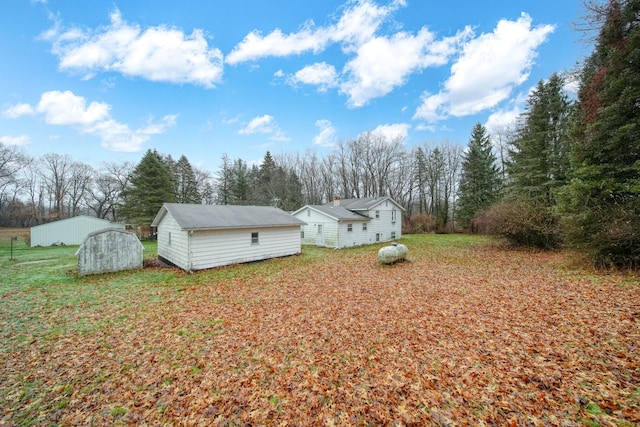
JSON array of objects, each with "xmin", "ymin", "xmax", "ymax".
[
  {"xmin": 375, "ymin": 210, "xmax": 380, "ymax": 219},
  {"xmin": 251, "ymin": 232, "xmax": 259, "ymax": 244},
  {"xmin": 307, "ymin": 209, "xmax": 311, "ymax": 217},
  {"xmin": 168, "ymin": 232, "xmax": 172, "ymax": 246},
  {"xmin": 347, "ymin": 223, "xmax": 353, "ymax": 232},
  {"xmin": 301, "ymin": 230, "xmax": 305, "ymax": 239},
  {"xmin": 391, "ymin": 210, "xmax": 397, "ymax": 222},
  {"xmin": 376, "ymin": 233, "xmax": 380, "ymax": 242},
  {"xmin": 362, "ymin": 223, "xmax": 367, "ymax": 231},
  {"xmin": 391, "ymin": 232, "xmax": 396, "ymax": 239}
]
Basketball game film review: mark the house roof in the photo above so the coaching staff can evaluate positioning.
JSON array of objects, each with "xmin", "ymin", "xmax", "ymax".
[
  {"xmin": 296, "ymin": 205, "xmax": 370, "ymax": 222},
  {"xmin": 151, "ymin": 203, "xmax": 307, "ymax": 230},
  {"xmin": 325, "ymin": 196, "xmax": 406, "ymax": 211}
]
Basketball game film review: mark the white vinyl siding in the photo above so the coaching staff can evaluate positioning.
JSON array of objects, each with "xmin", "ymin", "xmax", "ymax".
[
  {"xmin": 189, "ymin": 226, "xmax": 301, "ymax": 270},
  {"xmin": 156, "ymin": 213, "xmax": 189, "ymax": 270},
  {"xmin": 364, "ymin": 200, "xmax": 403, "ymax": 245},
  {"xmin": 293, "ymin": 198, "xmax": 404, "ymax": 249},
  {"xmin": 295, "ymin": 208, "xmax": 341, "ymax": 248}
]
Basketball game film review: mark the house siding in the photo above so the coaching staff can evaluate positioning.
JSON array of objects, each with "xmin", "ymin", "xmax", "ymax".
[
  {"xmin": 336, "ymin": 221, "xmax": 374, "ymax": 248},
  {"xmin": 189, "ymin": 226, "xmax": 301, "ymax": 270},
  {"xmin": 294, "ymin": 200, "xmax": 403, "ymax": 249},
  {"xmin": 156, "ymin": 213, "xmax": 190, "ymax": 270},
  {"xmin": 366, "ymin": 203, "xmax": 403, "ymax": 243},
  {"xmin": 31, "ymin": 216, "xmax": 125, "ymax": 247}
]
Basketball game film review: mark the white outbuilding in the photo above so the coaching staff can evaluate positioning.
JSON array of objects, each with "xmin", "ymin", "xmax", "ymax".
[
  {"xmin": 292, "ymin": 196, "xmax": 405, "ymax": 249},
  {"xmin": 30, "ymin": 215, "xmax": 125, "ymax": 247},
  {"xmin": 151, "ymin": 203, "xmax": 307, "ymax": 272},
  {"xmin": 76, "ymin": 229, "xmax": 144, "ymax": 276}
]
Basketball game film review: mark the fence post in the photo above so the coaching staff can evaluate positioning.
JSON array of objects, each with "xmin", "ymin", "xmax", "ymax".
[{"xmin": 10, "ymin": 236, "xmax": 17, "ymax": 260}]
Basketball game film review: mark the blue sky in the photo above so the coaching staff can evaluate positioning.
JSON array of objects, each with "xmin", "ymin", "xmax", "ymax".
[{"xmin": 1, "ymin": 0, "xmax": 588, "ymax": 171}]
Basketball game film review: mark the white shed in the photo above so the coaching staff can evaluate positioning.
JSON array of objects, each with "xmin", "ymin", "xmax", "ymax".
[
  {"xmin": 76, "ymin": 229, "xmax": 144, "ymax": 276},
  {"xmin": 30, "ymin": 215, "xmax": 125, "ymax": 247},
  {"xmin": 151, "ymin": 203, "xmax": 307, "ymax": 272}
]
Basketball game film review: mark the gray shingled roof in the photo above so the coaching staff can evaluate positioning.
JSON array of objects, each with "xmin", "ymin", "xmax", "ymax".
[
  {"xmin": 308, "ymin": 205, "xmax": 369, "ymax": 221},
  {"xmin": 326, "ymin": 196, "xmax": 406, "ymax": 211},
  {"xmin": 152, "ymin": 203, "xmax": 306, "ymax": 230}
]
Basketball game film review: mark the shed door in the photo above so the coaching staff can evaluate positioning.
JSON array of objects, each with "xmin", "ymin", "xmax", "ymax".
[{"xmin": 316, "ymin": 224, "xmax": 324, "ymax": 246}]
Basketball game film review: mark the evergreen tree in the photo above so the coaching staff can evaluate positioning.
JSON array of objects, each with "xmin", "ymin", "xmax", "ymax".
[
  {"xmin": 490, "ymin": 73, "xmax": 573, "ymax": 248},
  {"xmin": 253, "ymin": 151, "xmax": 277, "ymax": 205},
  {"xmin": 162, "ymin": 154, "xmax": 179, "ymax": 199},
  {"xmin": 230, "ymin": 159, "xmax": 251, "ymax": 205},
  {"xmin": 121, "ymin": 149, "xmax": 176, "ymax": 224},
  {"xmin": 456, "ymin": 123, "xmax": 502, "ymax": 228},
  {"xmin": 559, "ymin": 0, "xmax": 640, "ymax": 268},
  {"xmin": 508, "ymin": 73, "xmax": 573, "ymax": 204},
  {"xmin": 215, "ymin": 154, "xmax": 233, "ymax": 205},
  {"xmin": 175, "ymin": 155, "xmax": 201, "ymax": 203}
]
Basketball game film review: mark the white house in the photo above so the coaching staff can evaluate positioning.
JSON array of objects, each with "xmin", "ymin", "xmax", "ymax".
[
  {"xmin": 30, "ymin": 215, "xmax": 125, "ymax": 247},
  {"xmin": 151, "ymin": 203, "xmax": 307, "ymax": 272},
  {"xmin": 292, "ymin": 196, "xmax": 405, "ymax": 249}
]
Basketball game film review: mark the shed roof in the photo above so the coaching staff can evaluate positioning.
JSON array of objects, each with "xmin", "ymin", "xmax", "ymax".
[
  {"xmin": 31, "ymin": 215, "xmax": 117, "ymax": 230},
  {"xmin": 151, "ymin": 203, "xmax": 306, "ymax": 230}
]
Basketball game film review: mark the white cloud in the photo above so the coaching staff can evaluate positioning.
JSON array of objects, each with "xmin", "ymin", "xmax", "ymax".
[
  {"xmin": 238, "ymin": 114, "xmax": 289, "ymax": 141},
  {"xmin": 485, "ymin": 107, "xmax": 520, "ymax": 136},
  {"xmin": 0, "ymin": 135, "xmax": 31, "ymax": 146},
  {"xmin": 368, "ymin": 123, "xmax": 410, "ymax": 142},
  {"xmin": 2, "ymin": 103, "xmax": 34, "ymax": 119},
  {"xmin": 43, "ymin": 9, "xmax": 224, "ymax": 88},
  {"xmin": 313, "ymin": 119, "xmax": 337, "ymax": 147},
  {"xmin": 36, "ymin": 90, "xmax": 110, "ymax": 126},
  {"xmin": 4, "ymin": 90, "xmax": 176, "ymax": 152},
  {"xmin": 290, "ymin": 62, "xmax": 338, "ymax": 92},
  {"xmin": 227, "ymin": 0, "xmax": 474, "ymax": 107},
  {"xmin": 414, "ymin": 13, "xmax": 554, "ymax": 123},
  {"xmin": 226, "ymin": 0, "xmax": 400, "ymax": 64},
  {"xmin": 341, "ymin": 27, "xmax": 470, "ymax": 107}
]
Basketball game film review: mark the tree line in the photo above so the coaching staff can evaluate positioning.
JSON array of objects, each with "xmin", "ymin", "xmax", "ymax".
[{"xmin": 1, "ymin": 0, "xmax": 637, "ymax": 267}]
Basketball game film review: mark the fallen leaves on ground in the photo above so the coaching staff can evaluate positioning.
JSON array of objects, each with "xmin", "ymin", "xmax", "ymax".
[{"xmin": 1, "ymin": 236, "xmax": 639, "ymax": 426}]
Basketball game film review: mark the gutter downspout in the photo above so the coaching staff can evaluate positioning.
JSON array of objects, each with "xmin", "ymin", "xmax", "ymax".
[{"xmin": 188, "ymin": 229, "xmax": 193, "ymax": 273}]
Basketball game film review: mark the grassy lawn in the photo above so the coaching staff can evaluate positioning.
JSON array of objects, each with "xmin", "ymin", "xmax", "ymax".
[{"xmin": 0, "ymin": 230, "xmax": 638, "ymax": 425}]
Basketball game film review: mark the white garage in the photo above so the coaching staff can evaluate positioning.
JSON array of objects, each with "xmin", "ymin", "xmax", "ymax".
[{"xmin": 151, "ymin": 203, "xmax": 306, "ymax": 272}]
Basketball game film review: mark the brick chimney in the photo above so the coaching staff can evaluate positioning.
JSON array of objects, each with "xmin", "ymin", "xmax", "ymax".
[{"xmin": 333, "ymin": 196, "xmax": 341, "ymax": 207}]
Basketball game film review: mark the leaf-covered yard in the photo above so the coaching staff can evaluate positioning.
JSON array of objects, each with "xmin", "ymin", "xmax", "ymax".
[{"xmin": 1, "ymin": 233, "xmax": 638, "ymax": 426}]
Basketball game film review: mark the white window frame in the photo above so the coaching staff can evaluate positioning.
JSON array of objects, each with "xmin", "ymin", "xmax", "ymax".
[
  {"xmin": 362, "ymin": 222, "xmax": 367, "ymax": 231},
  {"xmin": 251, "ymin": 232, "xmax": 259, "ymax": 245},
  {"xmin": 347, "ymin": 223, "xmax": 353, "ymax": 232}
]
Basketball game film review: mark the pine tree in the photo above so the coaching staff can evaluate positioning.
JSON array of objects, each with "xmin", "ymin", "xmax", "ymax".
[
  {"xmin": 121, "ymin": 149, "xmax": 176, "ymax": 224},
  {"xmin": 175, "ymin": 155, "xmax": 201, "ymax": 203},
  {"xmin": 508, "ymin": 73, "xmax": 573, "ymax": 204},
  {"xmin": 215, "ymin": 154, "xmax": 233, "ymax": 205},
  {"xmin": 559, "ymin": 0, "xmax": 640, "ymax": 268},
  {"xmin": 230, "ymin": 159, "xmax": 250, "ymax": 205},
  {"xmin": 490, "ymin": 74, "xmax": 573, "ymax": 248},
  {"xmin": 456, "ymin": 123, "xmax": 502, "ymax": 228}
]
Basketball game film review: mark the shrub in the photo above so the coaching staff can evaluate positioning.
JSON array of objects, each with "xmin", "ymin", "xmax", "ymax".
[
  {"xmin": 477, "ymin": 200, "xmax": 562, "ymax": 249},
  {"xmin": 403, "ymin": 213, "xmax": 437, "ymax": 234}
]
